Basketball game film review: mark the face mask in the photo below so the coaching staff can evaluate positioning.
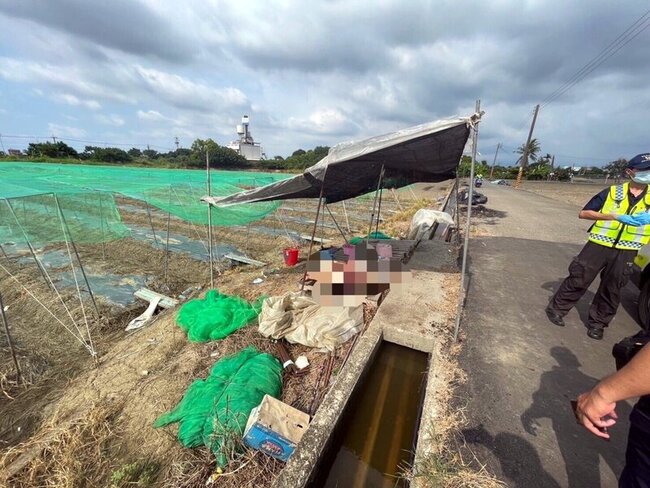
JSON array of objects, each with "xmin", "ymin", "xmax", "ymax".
[{"xmin": 632, "ymin": 170, "xmax": 650, "ymax": 184}]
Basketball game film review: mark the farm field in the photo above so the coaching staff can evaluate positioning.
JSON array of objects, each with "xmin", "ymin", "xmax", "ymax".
[{"xmin": 0, "ymin": 161, "xmax": 448, "ymax": 486}]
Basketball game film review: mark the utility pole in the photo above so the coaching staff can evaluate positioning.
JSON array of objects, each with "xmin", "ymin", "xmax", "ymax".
[
  {"xmin": 52, "ymin": 135, "xmax": 57, "ymax": 144},
  {"xmin": 174, "ymin": 136, "xmax": 179, "ymax": 152},
  {"xmin": 550, "ymin": 154, "xmax": 555, "ymax": 169},
  {"xmin": 515, "ymin": 104, "xmax": 540, "ymax": 189},
  {"xmin": 489, "ymin": 143, "xmax": 501, "ymax": 179}
]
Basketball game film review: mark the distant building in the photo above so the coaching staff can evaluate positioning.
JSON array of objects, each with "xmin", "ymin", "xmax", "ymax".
[
  {"xmin": 227, "ymin": 115, "xmax": 264, "ymax": 162},
  {"xmin": 7, "ymin": 149, "xmax": 22, "ymax": 157}
]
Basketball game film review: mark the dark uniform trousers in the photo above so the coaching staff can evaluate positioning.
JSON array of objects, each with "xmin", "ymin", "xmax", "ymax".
[{"xmin": 549, "ymin": 241, "xmax": 636, "ymax": 330}]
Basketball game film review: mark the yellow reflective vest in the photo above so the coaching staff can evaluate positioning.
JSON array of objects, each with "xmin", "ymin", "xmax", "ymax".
[{"xmin": 588, "ymin": 183, "xmax": 650, "ymax": 250}]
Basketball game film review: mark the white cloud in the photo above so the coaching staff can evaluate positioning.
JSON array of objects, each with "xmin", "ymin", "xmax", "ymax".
[
  {"xmin": 287, "ymin": 108, "xmax": 358, "ymax": 136},
  {"xmin": 47, "ymin": 123, "xmax": 87, "ymax": 138},
  {"xmin": 53, "ymin": 93, "xmax": 101, "ymax": 110},
  {"xmin": 95, "ymin": 113, "xmax": 125, "ymax": 127},
  {"xmin": 137, "ymin": 109, "xmax": 171, "ymax": 122}
]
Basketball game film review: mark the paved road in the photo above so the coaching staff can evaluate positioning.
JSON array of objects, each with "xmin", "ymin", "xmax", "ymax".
[{"xmin": 459, "ymin": 184, "xmax": 642, "ymax": 488}]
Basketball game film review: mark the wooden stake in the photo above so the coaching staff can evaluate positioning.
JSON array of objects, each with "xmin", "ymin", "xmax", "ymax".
[
  {"xmin": 0, "ymin": 291, "xmax": 22, "ymax": 384},
  {"xmin": 341, "ymin": 200, "xmax": 352, "ymax": 233}
]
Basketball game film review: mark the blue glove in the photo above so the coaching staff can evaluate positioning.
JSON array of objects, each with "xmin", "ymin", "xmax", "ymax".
[
  {"xmin": 617, "ymin": 214, "xmax": 641, "ymax": 226},
  {"xmin": 632, "ymin": 212, "xmax": 650, "ymax": 226}
]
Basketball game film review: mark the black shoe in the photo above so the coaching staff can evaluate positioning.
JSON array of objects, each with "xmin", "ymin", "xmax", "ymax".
[
  {"xmin": 587, "ymin": 327, "xmax": 604, "ymax": 340},
  {"xmin": 545, "ymin": 307, "xmax": 565, "ymax": 327}
]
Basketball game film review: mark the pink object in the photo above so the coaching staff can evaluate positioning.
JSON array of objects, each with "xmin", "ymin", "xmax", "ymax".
[
  {"xmin": 283, "ymin": 247, "xmax": 299, "ymax": 266},
  {"xmin": 343, "ymin": 244, "xmax": 356, "ymax": 259},
  {"xmin": 375, "ymin": 243, "xmax": 392, "ymax": 259}
]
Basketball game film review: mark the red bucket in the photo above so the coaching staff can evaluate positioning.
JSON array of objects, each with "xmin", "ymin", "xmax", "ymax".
[{"xmin": 283, "ymin": 247, "xmax": 299, "ymax": 267}]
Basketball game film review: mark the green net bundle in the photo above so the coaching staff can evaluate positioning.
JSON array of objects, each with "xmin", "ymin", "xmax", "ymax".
[
  {"xmin": 349, "ymin": 231, "xmax": 392, "ymax": 244},
  {"xmin": 153, "ymin": 346, "xmax": 282, "ymax": 466},
  {"xmin": 176, "ymin": 289, "xmax": 264, "ymax": 342}
]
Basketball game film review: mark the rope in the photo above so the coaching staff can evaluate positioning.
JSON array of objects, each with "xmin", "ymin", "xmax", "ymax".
[
  {"xmin": 55, "ymin": 195, "xmax": 96, "ymax": 356},
  {"xmin": 0, "ymin": 262, "xmax": 94, "ymax": 354}
]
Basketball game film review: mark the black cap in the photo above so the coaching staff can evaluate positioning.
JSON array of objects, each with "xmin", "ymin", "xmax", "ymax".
[{"xmin": 627, "ymin": 153, "xmax": 650, "ymax": 170}]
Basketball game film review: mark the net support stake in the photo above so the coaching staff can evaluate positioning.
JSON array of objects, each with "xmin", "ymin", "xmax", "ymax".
[
  {"xmin": 367, "ymin": 165, "xmax": 385, "ymax": 239},
  {"xmin": 145, "ymin": 202, "xmax": 159, "ymax": 245},
  {"xmin": 5, "ymin": 199, "xmax": 52, "ymax": 290},
  {"xmin": 0, "ymin": 290, "xmax": 22, "ymax": 385},
  {"xmin": 206, "ymin": 150, "xmax": 215, "ymax": 289},
  {"xmin": 98, "ymin": 192, "xmax": 106, "ymax": 261},
  {"xmin": 375, "ymin": 183, "xmax": 384, "ymax": 236},
  {"xmin": 164, "ymin": 190, "xmax": 171, "ymax": 286},
  {"xmin": 54, "ymin": 194, "xmax": 101, "ymax": 320}
]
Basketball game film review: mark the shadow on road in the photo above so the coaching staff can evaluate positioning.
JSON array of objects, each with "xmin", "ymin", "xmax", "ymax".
[
  {"xmin": 520, "ymin": 346, "xmax": 630, "ymax": 487},
  {"xmin": 461, "ymin": 424, "xmax": 561, "ymax": 488}
]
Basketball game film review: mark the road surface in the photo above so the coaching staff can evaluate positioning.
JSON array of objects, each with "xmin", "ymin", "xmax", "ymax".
[{"xmin": 459, "ymin": 183, "xmax": 642, "ymax": 488}]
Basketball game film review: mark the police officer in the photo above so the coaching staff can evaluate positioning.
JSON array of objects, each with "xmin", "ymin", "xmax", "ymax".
[{"xmin": 546, "ymin": 154, "xmax": 650, "ymax": 340}]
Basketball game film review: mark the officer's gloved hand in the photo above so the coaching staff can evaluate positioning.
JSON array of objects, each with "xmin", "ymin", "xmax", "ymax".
[
  {"xmin": 631, "ymin": 213, "xmax": 650, "ymax": 226},
  {"xmin": 617, "ymin": 214, "xmax": 642, "ymax": 226}
]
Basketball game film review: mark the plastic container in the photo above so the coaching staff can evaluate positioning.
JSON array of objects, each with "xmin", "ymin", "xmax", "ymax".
[{"xmin": 283, "ymin": 248, "xmax": 299, "ymax": 266}]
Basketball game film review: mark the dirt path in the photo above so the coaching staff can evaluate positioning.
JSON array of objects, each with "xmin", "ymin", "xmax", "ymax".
[{"xmin": 459, "ymin": 184, "xmax": 642, "ymax": 487}]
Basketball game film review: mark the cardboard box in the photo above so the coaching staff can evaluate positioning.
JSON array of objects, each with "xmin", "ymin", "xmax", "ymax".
[{"xmin": 243, "ymin": 395, "xmax": 310, "ymax": 462}]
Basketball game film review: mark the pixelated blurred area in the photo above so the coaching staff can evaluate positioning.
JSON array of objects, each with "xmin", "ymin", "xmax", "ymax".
[{"xmin": 306, "ymin": 242, "xmax": 412, "ymax": 306}]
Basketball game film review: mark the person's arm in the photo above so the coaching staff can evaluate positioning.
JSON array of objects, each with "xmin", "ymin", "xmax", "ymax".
[
  {"xmin": 578, "ymin": 210, "xmax": 618, "ymax": 221},
  {"xmin": 576, "ymin": 344, "xmax": 650, "ymax": 439}
]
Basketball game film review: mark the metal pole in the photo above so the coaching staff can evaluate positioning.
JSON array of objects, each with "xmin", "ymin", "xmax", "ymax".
[
  {"xmin": 0, "ymin": 291, "xmax": 22, "ymax": 384},
  {"xmin": 375, "ymin": 185, "xmax": 384, "ymax": 236},
  {"xmin": 454, "ymin": 178, "xmax": 461, "ymax": 246},
  {"xmin": 341, "ymin": 200, "xmax": 351, "ymax": 233},
  {"xmin": 489, "ymin": 143, "xmax": 501, "ymax": 180},
  {"xmin": 145, "ymin": 202, "xmax": 159, "ymax": 245},
  {"xmin": 454, "ymin": 100, "xmax": 481, "ymax": 341},
  {"xmin": 164, "ymin": 212, "xmax": 171, "ymax": 285},
  {"xmin": 54, "ymin": 194, "xmax": 100, "ymax": 319},
  {"xmin": 206, "ymin": 150, "xmax": 214, "ymax": 289},
  {"xmin": 5, "ymin": 199, "xmax": 52, "ymax": 289},
  {"xmin": 515, "ymin": 104, "xmax": 540, "ymax": 189},
  {"xmin": 367, "ymin": 165, "xmax": 385, "ymax": 239},
  {"xmin": 301, "ymin": 178, "xmax": 327, "ymax": 293}
]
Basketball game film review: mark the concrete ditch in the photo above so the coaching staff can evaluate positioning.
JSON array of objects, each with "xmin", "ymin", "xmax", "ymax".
[{"xmin": 273, "ymin": 238, "xmax": 460, "ymax": 487}]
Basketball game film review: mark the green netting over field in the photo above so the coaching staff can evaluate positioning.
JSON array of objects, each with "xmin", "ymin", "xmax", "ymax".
[
  {"xmin": 154, "ymin": 346, "xmax": 282, "ymax": 467},
  {"xmin": 176, "ymin": 289, "xmax": 264, "ymax": 342},
  {"xmin": 0, "ymin": 161, "xmax": 286, "ymax": 245}
]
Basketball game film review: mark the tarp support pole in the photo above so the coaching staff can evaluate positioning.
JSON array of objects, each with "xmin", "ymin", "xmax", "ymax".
[
  {"xmin": 367, "ymin": 165, "xmax": 385, "ymax": 239},
  {"xmin": 375, "ymin": 183, "xmax": 384, "ymax": 236},
  {"xmin": 0, "ymin": 290, "xmax": 22, "ymax": 385},
  {"xmin": 454, "ymin": 100, "xmax": 481, "ymax": 342},
  {"xmin": 5, "ymin": 199, "xmax": 52, "ymax": 290},
  {"xmin": 341, "ymin": 200, "xmax": 351, "ymax": 233},
  {"xmin": 54, "ymin": 194, "xmax": 101, "ymax": 320},
  {"xmin": 325, "ymin": 204, "xmax": 349, "ymax": 244},
  {"xmin": 301, "ymin": 178, "xmax": 327, "ymax": 293}
]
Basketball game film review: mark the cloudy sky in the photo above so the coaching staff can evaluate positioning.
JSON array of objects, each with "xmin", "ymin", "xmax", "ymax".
[{"xmin": 0, "ymin": 0, "xmax": 649, "ymax": 166}]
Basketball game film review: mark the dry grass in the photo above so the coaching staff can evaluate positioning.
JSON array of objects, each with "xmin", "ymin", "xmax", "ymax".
[
  {"xmin": 0, "ymin": 402, "xmax": 120, "ymax": 487},
  {"xmin": 401, "ymin": 274, "xmax": 504, "ymax": 488}
]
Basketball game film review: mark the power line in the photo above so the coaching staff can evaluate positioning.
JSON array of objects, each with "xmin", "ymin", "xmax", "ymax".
[
  {"xmin": 541, "ymin": 9, "xmax": 650, "ymax": 108},
  {"xmin": 0, "ymin": 133, "xmax": 174, "ymax": 151}
]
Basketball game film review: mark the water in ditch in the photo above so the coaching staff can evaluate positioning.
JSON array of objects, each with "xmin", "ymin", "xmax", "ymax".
[{"xmin": 313, "ymin": 341, "xmax": 428, "ymax": 488}]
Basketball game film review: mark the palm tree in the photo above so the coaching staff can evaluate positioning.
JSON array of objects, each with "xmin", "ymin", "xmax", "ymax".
[{"xmin": 515, "ymin": 138, "xmax": 541, "ymax": 166}]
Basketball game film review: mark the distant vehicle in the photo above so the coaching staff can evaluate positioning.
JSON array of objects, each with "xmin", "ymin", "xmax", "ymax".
[
  {"xmin": 491, "ymin": 179, "xmax": 510, "ymax": 186},
  {"xmin": 475, "ymin": 177, "xmax": 483, "ymax": 188}
]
